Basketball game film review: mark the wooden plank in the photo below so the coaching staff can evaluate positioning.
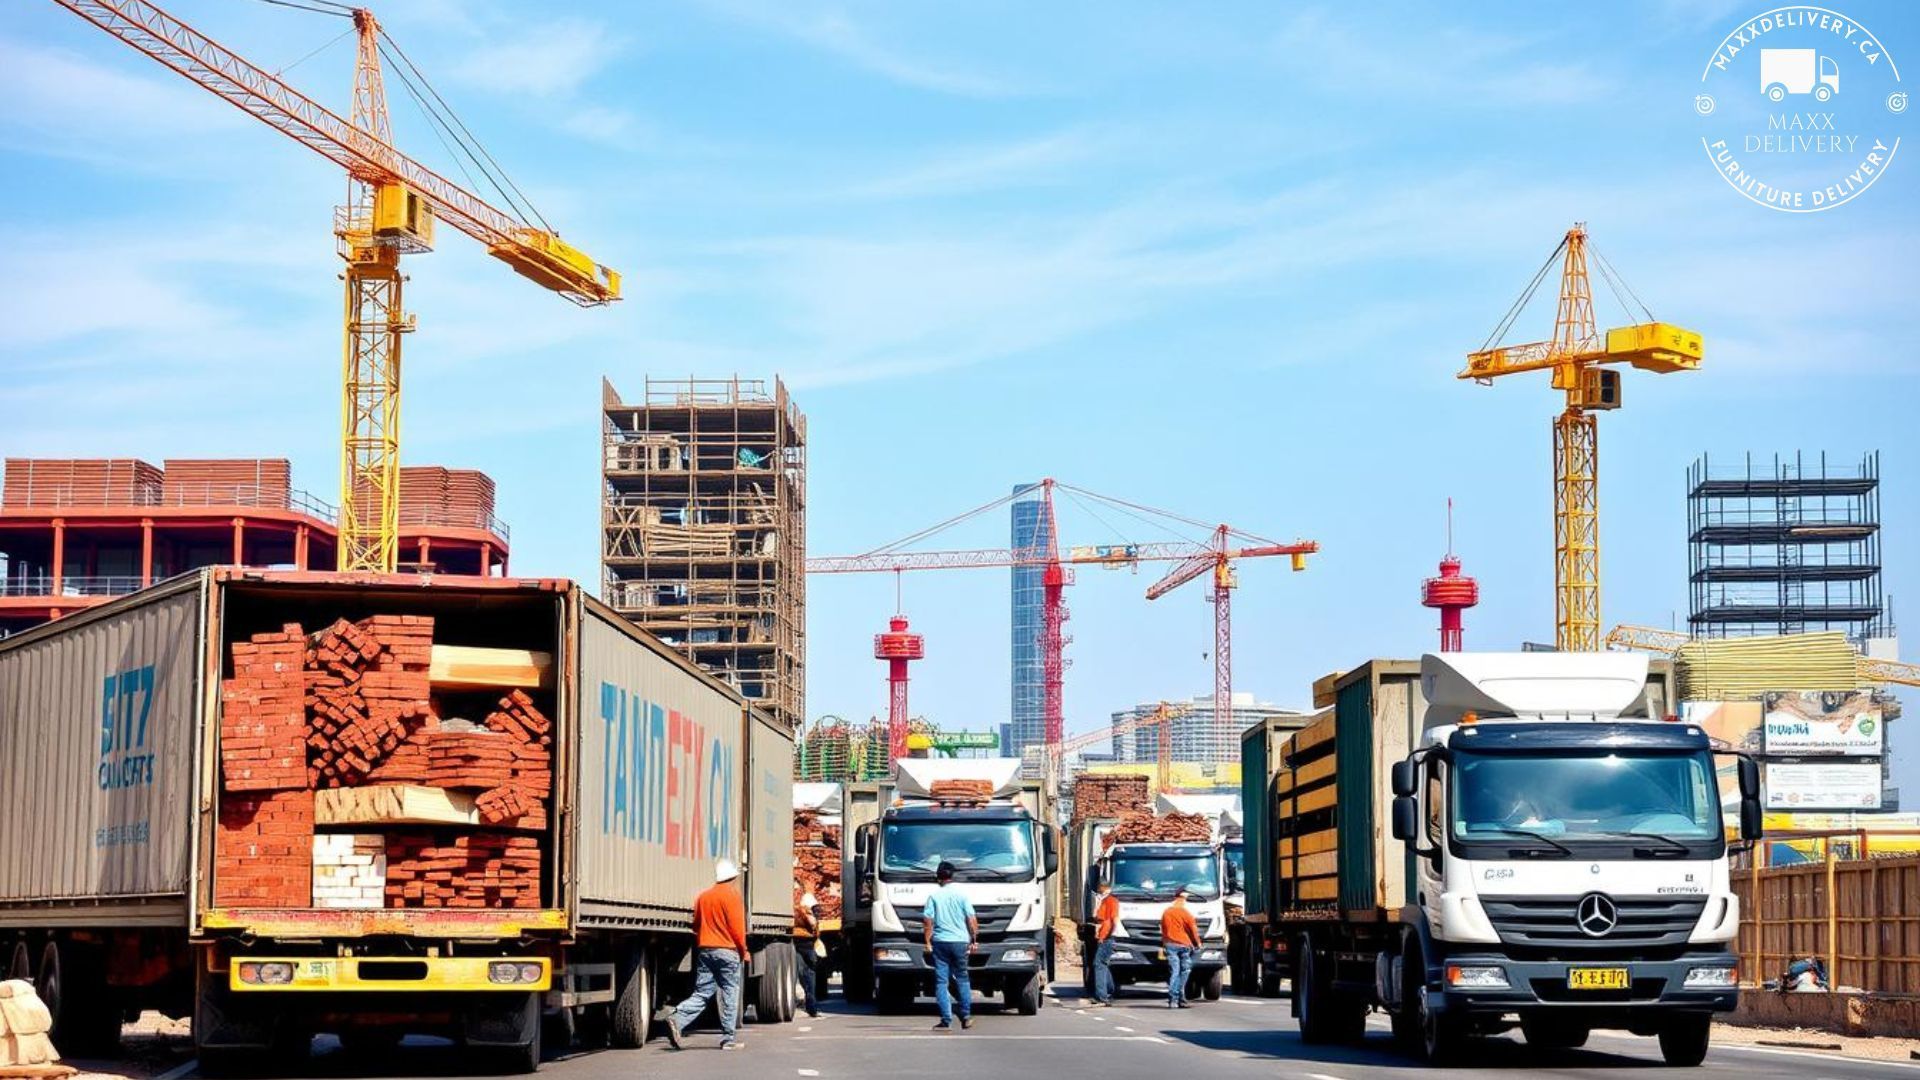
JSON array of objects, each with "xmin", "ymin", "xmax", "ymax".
[
  {"xmin": 1290, "ymin": 715, "xmax": 1337, "ymax": 755},
  {"xmin": 429, "ymin": 645, "xmax": 552, "ymax": 691},
  {"xmin": 316, "ymin": 784, "xmax": 483, "ymax": 827},
  {"xmin": 1311, "ymin": 671, "xmax": 1344, "ymax": 709},
  {"xmin": 1294, "ymin": 786, "xmax": 1336, "ymax": 815},
  {"xmin": 1294, "ymin": 829, "xmax": 1338, "ymax": 855},
  {"xmin": 1296, "ymin": 851, "xmax": 1337, "ymax": 878},
  {"xmin": 1299, "ymin": 877, "xmax": 1337, "ymax": 901},
  {"xmin": 1292, "ymin": 754, "xmax": 1336, "ymax": 789}
]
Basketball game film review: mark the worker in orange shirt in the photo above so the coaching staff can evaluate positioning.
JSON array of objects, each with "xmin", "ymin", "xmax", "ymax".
[
  {"xmin": 1090, "ymin": 878, "xmax": 1119, "ymax": 1006},
  {"xmin": 663, "ymin": 859, "xmax": 752, "ymax": 1051},
  {"xmin": 1159, "ymin": 886, "xmax": 1201, "ymax": 1009}
]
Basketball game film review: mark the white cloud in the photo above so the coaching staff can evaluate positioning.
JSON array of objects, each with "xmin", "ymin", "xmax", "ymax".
[
  {"xmin": 1273, "ymin": 10, "xmax": 1616, "ymax": 106},
  {"xmin": 695, "ymin": 1, "xmax": 1032, "ymax": 98},
  {"xmin": 448, "ymin": 19, "xmax": 624, "ymax": 99}
]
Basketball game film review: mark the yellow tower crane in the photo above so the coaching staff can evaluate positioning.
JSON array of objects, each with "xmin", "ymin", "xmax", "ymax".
[
  {"xmin": 1463, "ymin": 225, "xmax": 1701, "ymax": 651},
  {"xmin": 54, "ymin": 0, "xmax": 621, "ymax": 571}
]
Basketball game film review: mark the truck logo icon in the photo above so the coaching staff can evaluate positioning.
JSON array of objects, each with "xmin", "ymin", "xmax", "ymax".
[
  {"xmin": 1761, "ymin": 48, "xmax": 1839, "ymax": 102},
  {"xmin": 1576, "ymin": 893, "xmax": 1618, "ymax": 937}
]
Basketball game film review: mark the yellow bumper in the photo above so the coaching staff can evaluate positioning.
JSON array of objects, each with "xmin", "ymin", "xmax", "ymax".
[{"xmin": 229, "ymin": 956, "xmax": 551, "ymax": 993}]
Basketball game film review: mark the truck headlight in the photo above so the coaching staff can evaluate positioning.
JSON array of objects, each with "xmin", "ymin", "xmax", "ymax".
[
  {"xmin": 236, "ymin": 961, "xmax": 293, "ymax": 985},
  {"xmin": 1111, "ymin": 950, "xmax": 1135, "ymax": 961},
  {"xmin": 1002, "ymin": 949, "xmax": 1036, "ymax": 963},
  {"xmin": 1684, "ymin": 966, "xmax": 1738, "ymax": 988},
  {"xmin": 875, "ymin": 948, "xmax": 912, "ymax": 963},
  {"xmin": 1199, "ymin": 949, "xmax": 1224, "ymax": 961},
  {"xmin": 1444, "ymin": 965, "xmax": 1508, "ymax": 989},
  {"xmin": 488, "ymin": 961, "xmax": 544, "ymax": 984}
]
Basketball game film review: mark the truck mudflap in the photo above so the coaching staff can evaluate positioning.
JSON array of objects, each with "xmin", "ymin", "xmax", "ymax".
[
  {"xmin": 1429, "ymin": 953, "xmax": 1738, "ymax": 1016},
  {"xmin": 228, "ymin": 955, "xmax": 551, "ymax": 993}
]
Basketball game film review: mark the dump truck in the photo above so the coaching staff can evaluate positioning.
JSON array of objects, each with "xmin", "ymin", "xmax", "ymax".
[
  {"xmin": 1069, "ymin": 805, "xmax": 1229, "ymax": 1000},
  {"xmin": 1241, "ymin": 653, "xmax": 1760, "ymax": 1066},
  {"xmin": 843, "ymin": 758, "xmax": 1059, "ymax": 1015},
  {"xmin": 0, "ymin": 568, "xmax": 796, "ymax": 1073}
]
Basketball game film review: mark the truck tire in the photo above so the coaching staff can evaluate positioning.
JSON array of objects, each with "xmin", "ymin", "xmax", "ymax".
[
  {"xmin": 7, "ymin": 940, "xmax": 30, "ymax": 981},
  {"xmin": 776, "ymin": 944, "xmax": 797, "ymax": 1022},
  {"xmin": 609, "ymin": 948, "xmax": 650, "ymax": 1049},
  {"xmin": 40, "ymin": 939, "xmax": 120, "ymax": 1054},
  {"xmin": 1295, "ymin": 937, "xmax": 1363, "ymax": 1045},
  {"xmin": 1408, "ymin": 946, "xmax": 1466, "ymax": 1066},
  {"xmin": 1658, "ymin": 1014, "xmax": 1711, "ymax": 1067},
  {"xmin": 752, "ymin": 948, "xmax": 783, "ymax": 1023},
  {"xmin": 1521, "ymin": 1015, "xmax": 1589, "ymax": 1050},
  {"xmin": 1013, "ymin": 970, "xmax": 1043, "ymax": 1016},
  {"xmin": 1201, "ymin": 968, "xmax": 1224, "ymax": 1001},
  {"xmin": 503, "ymin": 1017, "xmax": 542, "ymax": 1075},
  {"xmin": 1258, "ymin": 953, "xmax": 1283, "ymax": 998}
]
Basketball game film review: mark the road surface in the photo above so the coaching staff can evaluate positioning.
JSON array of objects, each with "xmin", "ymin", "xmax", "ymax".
[{"xmin": 83, "ymin": 982, "xmax": 1916, "ymax": 1079}]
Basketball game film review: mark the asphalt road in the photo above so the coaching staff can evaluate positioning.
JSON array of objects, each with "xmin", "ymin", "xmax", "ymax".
[{"xmin": 115, "ymin": 981, "xmax": 1913, "ymax": 1079}]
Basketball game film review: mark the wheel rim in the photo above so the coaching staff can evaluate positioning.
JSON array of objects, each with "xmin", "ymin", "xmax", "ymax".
[{"xmin": 1419, "ymin": 985, "xmax": 1439, "ymax": 1056}]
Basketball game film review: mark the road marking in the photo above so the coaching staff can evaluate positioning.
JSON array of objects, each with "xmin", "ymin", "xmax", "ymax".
[
  {"xmin": 1114, "ymin": 1025, "xmax": 1135, "ymax": 1033},
  {"xmin": 154, "ymin": 1062, "xmax": 198, "ymax": 1080},
  {"xmin": 798, "ymin": 1070, "xmax": 821, "ymax": 1077},
  {"xmin": 792, "ymin": 1034, "xmax": 1168, "ymax": 1043},
  {"xmin": 798, "ymin": 1026, "xmax": 813, "ymax": 1032},
  {"xmin": 1306, "ymin": 1073, "xmax": 1347, "ymax": 1080},
  {"xmin": 1579, "ymin": 1030, "xmax": 1920, "ymax": 1072}
]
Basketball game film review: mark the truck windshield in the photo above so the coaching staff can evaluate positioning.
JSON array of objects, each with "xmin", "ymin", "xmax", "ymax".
[
  {"xmin": 880, "ymin": 822, "xmax": 1034, "ymax": 882},
  {"xmin": 1109, "ymin": 853, "xmax": 1220, "ymax": 901},
  {"xmin": 1451, "ymin": 750, "xmax": 1722, "ymax": 851}
]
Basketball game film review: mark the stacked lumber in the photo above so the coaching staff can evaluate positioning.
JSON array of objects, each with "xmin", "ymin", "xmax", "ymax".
[
  {"xmin": 214, "ymin": 790, "xmax": 315, "ymax": 907},
  {"xmin": 312, "ymin": 833, "xmax": 387, "ymax": 909},
  {"xmin": 1103, "ymin": 811, "xmax": 1213, "ymax": 846},
  {"xmin": 641, "ymin": 521, "xmax": 732, "ymax": 557},
  {"xmin": 221, "ymin": 627, "xmax": 309, "ymax": 792},
  {"xmin": 792, "ymin": 810, "xmax": 843, "ymax": 920},
  {"xmin": 160, "ymin": 458, "xmax": 291, "ymax": 507},
  {"xmin": 0, "ymin": 980, "xmax": 60, "ymax": 1071},
  {"xmin": 1274, "ymin": 711, "xmax": 1339, "ymax": 909},
  {"xmin": 1677, "ymin": 631, "xmax": 1862, "ymax": 700},
  {"xmin": 1072, "ymin": 774, "xmax": 1150, "ymax": 824},
  {"xmin": 1, "ymin": 458, "xmax": 161, "ymax": 508},
  {"xmin": 927, "ymin": 778, "xmax": 994, "ymax": 804},
  {"xmin": 385, "ymin": 833, "xmax": 541, "ymax": 909}
]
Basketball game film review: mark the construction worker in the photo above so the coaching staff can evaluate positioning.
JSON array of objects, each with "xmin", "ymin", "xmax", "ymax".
[
  {"xmin": 794, "ymin": 886, "xmax": 823, "ymax": 1018},
  {"xmin": 921, "ymin": 861, "xmax": 978, "ymax": 1031},
  {"xmin": 663, "ymin": 859, "xmax": 751, "ymax": 1051},
  {"xmin": 1090, "ymin": 878, "xmax": 1119, "ymax": 1006},
  {"xmin": 1159, "ymin": 885, "xmax": 1200, "ymax": 1009}
]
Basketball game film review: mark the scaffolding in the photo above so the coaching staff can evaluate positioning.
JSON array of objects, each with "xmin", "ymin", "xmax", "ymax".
[
  {"xmin": 1688, "ymin": 452, "xmax": 1884, "ymax": 641},
  {"xmin": 602, "ymin": 377, "xmax": 806, "ymax": 729}
]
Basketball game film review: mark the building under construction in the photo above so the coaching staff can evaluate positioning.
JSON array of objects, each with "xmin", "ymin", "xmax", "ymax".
[
  {"xmin": 601, "ymin": 377, "xmax": 806, "ymax": 730},
  {"xmin": 1688, "ymin": 452, "xmax": 1885, "ymax": 641}
]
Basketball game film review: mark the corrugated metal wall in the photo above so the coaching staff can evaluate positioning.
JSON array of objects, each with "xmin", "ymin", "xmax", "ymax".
[
  {"xmin": 1240, "ymin": 722, "xmax": 1273, "ymax": 919},
  {"xmin": 746, "ymin": 711, "xmax": 794, "ymax": 927},
  {"xmin": 0, "ymin": 584, "xmax": 201, "ymax": 904}
]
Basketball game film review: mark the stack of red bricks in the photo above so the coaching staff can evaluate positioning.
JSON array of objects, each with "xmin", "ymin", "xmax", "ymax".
[
  {"xmin": 221, "ymin": 626, "xmax": 310, "ymax": 792},
  {"xmin": 927, "ymin": 778, "xmax": 994, "ymax": 804},
  {"xmin": 214, "ymin": 790, "xmax": 315, "ymax": 907},
  {"xmin": 304, "ymin": 616, "xmax": 434, "ymax": 787},
  {"xmin": 1104, "ymin": 810, "xmax": 1213, "ymax": 847},
  {"xmin": 793, "ymin": 810, "xmax": 843, "ymax": 920},
  {"xmin": 385, "ymin": 833, "xmax": 541, "ymax": 909},
  {"xmin": 1071, "ymin": 774, "xmax": 1151, "ymax": 825}
]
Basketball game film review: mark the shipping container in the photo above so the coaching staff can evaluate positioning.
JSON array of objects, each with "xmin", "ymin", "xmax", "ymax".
[{"xmin": 0, "ymin": 569, "xmax": 796, "ymax": 1072}]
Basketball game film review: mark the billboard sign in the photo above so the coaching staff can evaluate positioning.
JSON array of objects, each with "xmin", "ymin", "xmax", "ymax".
[
  {"xmin": 1764, "ymin": 762, "xmax": 1882, "ymax": 811},
  {"xmin": 1762, "ymin": 691, "xmax": 1881, "ymax": 757}
]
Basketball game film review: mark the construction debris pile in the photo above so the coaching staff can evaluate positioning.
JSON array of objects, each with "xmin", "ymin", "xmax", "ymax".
[
  {"xmin": 1072, "ymin": 774, "xmax": 1150, "ymax": 824},
  {"xmin": 214, "ymin": 617, "xmax": 552, "ymax": 911},
  {"xmin": 0, "ymin": 979, "xmax": 59, "ymax": 1069},
  {"xmin": 1104, "ymin": 811, "xmax": 1213, "ymax": 847},
  {"xmin": 792, "ymin": 809, "xmax": 843, "ymax": 921}
]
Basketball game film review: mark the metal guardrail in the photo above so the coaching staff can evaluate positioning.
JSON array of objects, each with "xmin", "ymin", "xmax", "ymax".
[{"xmin": 0, "ymin": 576, "xmax": 145, "ymax": 598}]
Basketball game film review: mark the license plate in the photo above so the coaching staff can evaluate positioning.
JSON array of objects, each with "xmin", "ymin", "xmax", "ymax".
[{"xmin": 1567, "ymin": 967, "xmax": 1629, "ymax": 990}]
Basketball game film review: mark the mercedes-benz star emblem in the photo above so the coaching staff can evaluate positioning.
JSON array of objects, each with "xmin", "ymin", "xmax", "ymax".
[{"xmin": 1576, "ymin": 893, "xmax": 1617, "ymax": 937}]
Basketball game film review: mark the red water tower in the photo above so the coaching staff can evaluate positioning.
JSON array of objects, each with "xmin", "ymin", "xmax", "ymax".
[
  {"xmin": 1420, "ymin": 502, "xmax": 1479, "ymax": 652},
  {"xmin": 874, "ymin": 614, "xmax": 925, "ymax": 762}
]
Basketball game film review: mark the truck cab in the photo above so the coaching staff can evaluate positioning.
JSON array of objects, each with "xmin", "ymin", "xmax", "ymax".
[
  {"xmin": 848, "ymin": 759, "xmax": 1059, "ymax": 1015},
  {"xmin": 1385, "ymin": 653, "xmax": 1761, "ymax": 1065}
]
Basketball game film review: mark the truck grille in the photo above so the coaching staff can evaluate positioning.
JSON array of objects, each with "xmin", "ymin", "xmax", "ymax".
[
  {"xmin": 1481, "ymin": 895, "xmax": 1707, "ymax": 958},
  {"xmin": 895, "ymin": 903, "xmax": 1022, "ymax": 937}
]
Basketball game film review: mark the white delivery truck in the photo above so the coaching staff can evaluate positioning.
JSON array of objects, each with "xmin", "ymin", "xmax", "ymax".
[
  {"xmin": 845, "ymin": 759, "xmax": 1059, "ymax": 1015},
  {"xmin": 1071, "ymin": 809, "xmax": 1230, "ymax": 1001}
]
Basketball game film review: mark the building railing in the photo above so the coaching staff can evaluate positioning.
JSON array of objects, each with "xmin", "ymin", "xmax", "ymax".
[
  {"xmin": 1693, "ymin": 506, "xmax": 1874, "ymax": 527},
  {"xmin": 7, "ymin": 483, "xmax": 342, "ymax": 523},
  {"xmin": 395, "ymin": 506, "xmax": 510, "ymax": 542},
  {"xmin": 0, "ymin": 575, "xmax": 146, "ymax": 599}
]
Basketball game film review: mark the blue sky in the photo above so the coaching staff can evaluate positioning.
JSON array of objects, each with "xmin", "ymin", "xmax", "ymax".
[{"xmin": 5, "ymin": 2, "xmax": 1917, "ymax": 790}]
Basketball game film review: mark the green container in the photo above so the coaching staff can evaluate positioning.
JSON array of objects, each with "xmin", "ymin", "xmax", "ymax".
[{"xmin": 1239, "ymin": 714, "xmax": 1315, "ymax": 919}]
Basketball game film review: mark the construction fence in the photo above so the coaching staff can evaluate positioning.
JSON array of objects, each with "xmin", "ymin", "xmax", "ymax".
[{"xmin": 1734, "ymin": 846, "xmax": 1920, "ymax": 994}]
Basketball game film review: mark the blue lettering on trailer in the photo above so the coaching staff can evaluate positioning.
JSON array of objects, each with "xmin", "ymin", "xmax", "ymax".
[
  {"xmin": 97, "ymin": 665, "xmax": 156, "ymax": 792},
  {"xmin": 600, "ymin": 681, "xmax": 733, "ymax": 859}
]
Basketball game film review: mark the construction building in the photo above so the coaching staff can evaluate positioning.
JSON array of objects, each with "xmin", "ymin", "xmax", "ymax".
[
  {"xmin": 0, "ymin": 458, "xmax": 508, "ymax": 638},
  {"xmin": 1110, "ymin": 693, "xmax": 1312, "ymax": 767},
  {"xmin": 601, "ymin": 377, "xmax": 807, "ymax": 730},
  {"xmin": 1008, "ymin": 482, "xmax": 1051, "ymax": 759},
  {"xmin": 1688, "ymin": 452, "xmax": 1886, "ymax": 642}
]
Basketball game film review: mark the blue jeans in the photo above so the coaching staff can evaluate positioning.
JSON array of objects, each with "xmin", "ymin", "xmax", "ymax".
[
  {"xmin": 1092, "ymin": 937, "xmax": 1116, "ymax": 1003},
  {"xmin": 930, "ymin": 940, "xmax": 972, "ymax": 1024},
  {"xmin": 1165, "ymin": 945, "xmax": 1194, "ymax": 1005},
  {"xmin": 672, "ymin": 948, "xmax": 743, "ymax": 1039}
]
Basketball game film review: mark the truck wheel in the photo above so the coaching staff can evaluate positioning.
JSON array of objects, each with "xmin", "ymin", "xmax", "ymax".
[
  {"xmin": 609, "ymin": 948, "xmax": 650, "ymax": 1049},
  {"xmin": 1202, "ymin": 968, "xmax": 1224, "ymax": 1001},
  {"xmin": 6, "ymin": 940, "xmax": 29, "ymax": 981},
  {"xmin": 1258, "ymin": 953, "xmax": 1283, "ymax": 998},
  {"xmin": 1014, "ymin": 971, "xmax": 1043, "ymax": 1016},
  {"xmin": 540, "ymin": 1006, "xmax": 575, "ymax": 1054},
  {"xmin": 1295, "ymin": 937, "xmax": 1331, "ymax": 1043},
  {"xmin": 1521, "ymin": 1016, "xmax": 1589, "ymax": 1050},
  {"xmin": 40, "ymin": 939, "xmax": 120, "ymax": 1055},
  {"xmin": 776, "ymin": 944, "xmax": 797, "ymax": 1022},
  {"xmin": 503, "ymin": 1018, "xmax": 542, "ymax": 1075},
  {"xmin": 1414, "ymin": 978, "xmax": 1467, "ymax": 1065},
  {"xmin": 752, "ymin": 950, "xmax": 783, "ymax": 1023},
  {"xmin": 1657, "ymin": 1014, "xmax": 1711, "ymax": 1067}
]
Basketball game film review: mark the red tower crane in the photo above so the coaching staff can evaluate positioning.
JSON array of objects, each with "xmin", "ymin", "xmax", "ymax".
[
  {"xmin": 1420, "ymin": 501, "xmax": 1479, "ymax": 652},
  {"xmin": 873, "ymin": 613, "xmax": 926, "ymax": 763},
  {"xmin": 807, "ymin": 480, "xmax": 1316, "ymax": 764}
]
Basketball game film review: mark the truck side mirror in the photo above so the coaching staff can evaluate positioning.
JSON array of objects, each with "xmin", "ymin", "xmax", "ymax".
[
  {"xmin": 854, "ymin": 823, "xmax": 876, "ymax": 879},
  {"xmin": 1390, "ymin": 760, "xmax": 1416, "ymax": 798},
  {"xmin": 1740, "ymin": 798, "xmax": 1764, "ymax": 842},
  {"xmin": 1224, "ymin": 863, "xmax": 1240, "ymax": 893},
  {"xmin": 1391, "ymin": 795, "xmax": 1418, "ymax": 842},
  {"xmin": 1737, "ymin": 757, "xmax": 1760, "ymax": 800},
  {"xmin": 1042, "ymin": 827, "xmax": 1059, "ymax": 878}
]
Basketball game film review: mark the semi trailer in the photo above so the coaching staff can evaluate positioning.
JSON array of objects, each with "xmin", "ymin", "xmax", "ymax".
[
  {"xmin": 0, "ymin": 568, "xmax": 796, "ymax": 1072},
  {"xmin": 1241, "ymin": 653, "xmax": 1759, "ymax": 1066}
]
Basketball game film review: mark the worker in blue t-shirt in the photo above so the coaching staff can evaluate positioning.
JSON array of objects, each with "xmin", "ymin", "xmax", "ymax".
[{"xmin": 921, "ymin": 861, "xmax": 979, "ymax": 1031}]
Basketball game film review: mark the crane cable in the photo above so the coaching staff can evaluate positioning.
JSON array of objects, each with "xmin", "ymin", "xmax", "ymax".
[
  {"xmin": 1478, "ymin": 236, "xmax": 1566, "ymax": 354},
  {"xmin": 1589, "ymin": 243, "xmax": 1658, "ymax": 324}
]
